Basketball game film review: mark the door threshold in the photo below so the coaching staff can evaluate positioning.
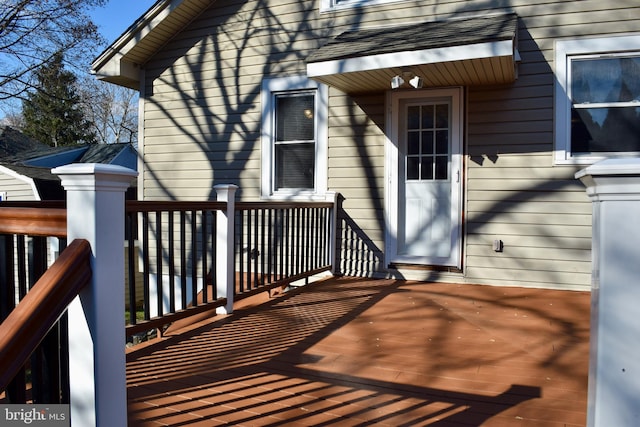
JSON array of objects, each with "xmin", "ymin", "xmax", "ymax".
[{"xmin": 388, "ymin": 263, "xmax": 462, "ymax": 274}]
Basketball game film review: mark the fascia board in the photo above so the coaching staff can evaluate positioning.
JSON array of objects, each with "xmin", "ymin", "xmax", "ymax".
[{"xmin": 307, "ymin": 39, "xmax": 513, "ymax": 77}]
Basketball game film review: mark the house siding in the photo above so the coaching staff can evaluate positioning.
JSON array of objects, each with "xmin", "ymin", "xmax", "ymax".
[
  {"xmin": 138, "ymin": 0, "xmax": 640, "ymax": 291},
  {"xmin": 0, "ymin": 173, "xmax": 37, "ymax": 201}
]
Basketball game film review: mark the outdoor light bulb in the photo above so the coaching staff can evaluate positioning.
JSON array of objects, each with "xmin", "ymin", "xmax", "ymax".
[
  {"xmin": 409, "ymin": 75, "xmax": 424, "ymax": 89},
  {"xmin": 391, "ymin": 75, "xmax": 405, "ymax": 89},
  {"xmin": 303, "ymin": 109, "xmax": 313, "ymax": 119}
]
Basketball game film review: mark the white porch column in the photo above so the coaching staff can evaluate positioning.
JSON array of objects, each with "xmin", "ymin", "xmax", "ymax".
[
  {"xmin": 53, "ymin": 163, "xmax": 137, "ymax": 427},
  {"xmin": 214, "ymin": 184, "xmax": 238, "ymax": 314},
  {"xmin": 576, "ymin": 158, "xmax": 640, "ymax": 427}
]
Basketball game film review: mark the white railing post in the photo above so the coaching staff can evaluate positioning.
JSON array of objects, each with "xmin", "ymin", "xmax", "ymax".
[
  {"xmin": 214, "ymin": 184, "xmax": 238, "ymax": 314},
  {"xmin": 325, "ymin": 191, "xmax": 338, "ymax": 275},
  {"xmin": 576, "ymin": 159, "xmax": 640, "ymax": 427},
  {"xmin": 53, "ymin": 164, "xmax": 137, "ymax": 427}
]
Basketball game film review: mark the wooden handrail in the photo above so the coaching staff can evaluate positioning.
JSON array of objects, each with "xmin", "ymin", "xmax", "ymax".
[
  {"xmin": 126, "ymin": 200, "xmax": 226, "ymax": 212},
  {"xmin": 0, "ymin": 207, "xmax": 67, "ymax": 238},
  {"xmin": 236, "ymin": 201, "xmax": 334, "ymax": 210},
  {"xmin": 124, "ymin": 200, "xmax": 333, "ymax": 212},
  {"xmin": 0, "ymin": 239, "xmax": 92, "ymax": 390}
]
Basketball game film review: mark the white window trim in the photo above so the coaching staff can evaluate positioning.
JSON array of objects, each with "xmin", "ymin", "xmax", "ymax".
[
  {"xmin": 320, "ymin": 0, "xmax": 406, "ymax": 12},
  {"xmin": 261, "ymin": 76, "xmax": 328, "ymax": 200},
  {"xmin": 554, "ymin": 34, "xmax": 640, "ymax": 165}
]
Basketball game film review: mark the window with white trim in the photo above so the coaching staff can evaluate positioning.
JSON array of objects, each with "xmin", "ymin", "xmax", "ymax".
[
  {"xmin": 555, "ymin": 35, "xmax": 640, "ymax": 164},
  {"xmin": 261, "ymin": 76, "xmax": 328, "ymax": 199}
]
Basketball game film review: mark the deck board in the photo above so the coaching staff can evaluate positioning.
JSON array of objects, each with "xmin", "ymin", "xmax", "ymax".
[{"xmin": 126, "ymin": 277, "xmax": 590, "ymax": 426}]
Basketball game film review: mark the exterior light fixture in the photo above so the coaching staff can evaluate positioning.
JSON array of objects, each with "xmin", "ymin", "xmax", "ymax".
[
  {"xmin": 409, "ymin": 75, "xmax": 423, "ymax": 89},
  {"xmin": 391, "ymin": 75, "xmax": 405, "ymax": 89},
  {"xmin": 391, "ymin": 73, "xmax": 424, "ymax": 89}
]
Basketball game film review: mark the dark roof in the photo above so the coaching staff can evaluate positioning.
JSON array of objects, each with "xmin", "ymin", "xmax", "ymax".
[
  {"xmin": 306, "ymin": 13, "xmax": 518, "ymax": 64},
  {"xmin": 79, "ymin": 143, "xmax": 133, "ymax": 164},
  {"xmin": 0, "ymin": 126, "xmax": 50, "ymax": 158},
  {"xmin": 1, "ymin": 140, "xmax": 137, "ymax": 194},
  {"xmin": 2, "ymin": 142, "xmax": 135, "ymax": 166},
  {"xmin": 0, "ymin": 163, "xmax": 58, "ymax": 181}
]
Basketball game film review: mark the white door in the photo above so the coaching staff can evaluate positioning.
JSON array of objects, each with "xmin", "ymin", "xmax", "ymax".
[{"xmin": 386, "ymin": 88, "xmax": 463, "ymax": 267}]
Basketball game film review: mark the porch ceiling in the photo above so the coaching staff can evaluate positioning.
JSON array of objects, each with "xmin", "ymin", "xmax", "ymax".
[{"xmin": 306, "ymin": 14, "xmax": 519, "ymax": 94}]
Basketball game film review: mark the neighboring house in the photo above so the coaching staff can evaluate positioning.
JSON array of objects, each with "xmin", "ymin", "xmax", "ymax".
[
  {"xmin": 91, "ymin": 0, "xmax": 640, "ymax": 291},
  {"xmin": 0, "ymin": 126, "xmax": 137, "ymax": 201},
  {"xmin": 0, "ymin": 126, "xmax": 141, "ymax": 305}
]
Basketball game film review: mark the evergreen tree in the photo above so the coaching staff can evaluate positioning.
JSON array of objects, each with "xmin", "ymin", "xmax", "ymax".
[{"xmin": 21, "ymin": 52, "xmax": 96, "ymax": 146}]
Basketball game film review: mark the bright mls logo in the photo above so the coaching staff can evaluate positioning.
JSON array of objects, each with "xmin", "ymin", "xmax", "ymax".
[{"xmin": 0, "ymin": 405, "xmax": 69, "ymax": 426}]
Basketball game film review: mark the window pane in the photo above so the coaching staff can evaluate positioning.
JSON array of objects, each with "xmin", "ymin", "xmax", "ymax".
[
  {"xmin": 435, "ymin": 156, "xmax": 448, "ymax": 180},
  {"xmin": 421, "ymin": 105, "xmax": 434, "ymax": 128},
  {"xmin": 435, "ymin": 130, "xmax": 448, "ymax": 154},
  {"xmin": 572, "ymin": 57, "xmax": 640, "ymax": 104},
  {"xmin": 571, "ymin": 106, "xmax": 640, "ymax": 153},
  {"xmin": 435, "ymin": 104, "xmax": 449, "ymax": 128},
  {"xmin": 421, "ymin": 131, "xmax": 434, "ymax": 155},
  {"xmin": 406, "ymin": 157, "xmax": 419, "ymax": 180},
  {"xmin": 421, "ymin": 157, "xmax": 434, "ymax": 180},
  {"xmin": 275, "ymin": 143, "xmax": 315, "ymax": 189},
  {"xmin": 407, "ymin": 106, "xmax": 420, "ymax": 129},
  {"xmin": 276, "ymin": 95, "xmax": 314, "ymax": 141},
  {"xmin": 407, "ymin": 131, "xmax": 420, "ymax": 155}
]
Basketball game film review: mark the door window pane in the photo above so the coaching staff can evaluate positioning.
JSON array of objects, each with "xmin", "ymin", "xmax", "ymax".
[
  {"xmin": 421, "ymin": 104, "xmax": 434, "ymax": 128},
  {"xmin": 435, "ymin": 130, "xmax": 448, "ymax": 154},
  {"xmin": 435, "ymin": 104, "xmax": 448, "ymax": 128},
  {"xmin": 405, "ymin": 102, "xmax": 450, "ymax": 181},
  {"xmin": 421, "ymin": 131, "xmax": 434, "ymax": 155},
  {"xmin": 421, "ymin": 157, "xmax": 434, "ymax": 180},
  {"xmin": 407, "ymin": 131, "xmax": 420, "ymax": 155},
  {"xmin": 407, "ymin": 106, "xmax": 420, "ymax": 129},
  {"xmin": 435, "ymin": 156, "xmax": 448, "ymax": 180},
  {"xmin": 406, "ymin": 157, "xmax": 419, "ymax": 180}
]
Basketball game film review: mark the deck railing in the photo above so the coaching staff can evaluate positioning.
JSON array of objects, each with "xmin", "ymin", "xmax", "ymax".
[
  {"xmin": 235, "ymin": 201, "xmax": 334, "ymax": 296},
  {"xmin": 124, "ymin": 188, "xmax": 337, "ymax": 338},
  {"xmin": 0, "ymin": 205, "xmax": 72, "ymax": 404},
  {"xmin": 0, "ymin": 168, "xmax": 338, "ymax": 425},
  {"xmin": 0, "ymin": 239, "xmax": 91, "ymax": 403}
]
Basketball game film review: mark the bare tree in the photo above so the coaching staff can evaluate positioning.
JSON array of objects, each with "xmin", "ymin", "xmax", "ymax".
[
  {"xmin": 79, "ymin": 76, "xmax": 138, "ymax": 144},
  {"xmin": 0, "ymin": 0, "xmax": 106, "ymax": 101}
]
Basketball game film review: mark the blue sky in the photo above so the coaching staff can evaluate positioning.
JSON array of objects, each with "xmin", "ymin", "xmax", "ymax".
[
  {"xmin": 91, "ymin": 0, "xmax": 157, "ymax": 44},
  {"xmin": 0, "ymin": 1, "xmax": 156, "ymax": 118}
]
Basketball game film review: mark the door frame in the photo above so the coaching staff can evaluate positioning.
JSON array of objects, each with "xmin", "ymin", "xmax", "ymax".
[{"xmin": 384, "ymin": 87, "xmax": 464, "ymax": 268}]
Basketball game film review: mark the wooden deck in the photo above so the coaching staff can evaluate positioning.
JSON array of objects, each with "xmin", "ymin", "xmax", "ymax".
[{"xmin": 126, "ymin": 277, "xmax": 591, "ymax": 426}]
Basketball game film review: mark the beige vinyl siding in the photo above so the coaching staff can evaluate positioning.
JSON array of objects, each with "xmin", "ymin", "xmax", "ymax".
[
  {"xmin": 460, "ymin": 1, "xmax": 640, "ymax": 290},
  {"xmin": 0, "ymin": 173, "xmax": 37, "ymax": 201},
  {"xmin": 328, "ymin": 90, "xmax": 386, "ymax": 276},
  {"xmin": 138, "ymin": 0, "xmax": 640, "ymax": 290}
]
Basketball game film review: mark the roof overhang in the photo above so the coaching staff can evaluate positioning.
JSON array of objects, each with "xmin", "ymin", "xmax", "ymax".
[
  {"xmin": 91, "ymin": 0, "xmax": 212, "ymax": 89},
  {"xmin": 306, "ymin": 14, "xmax": 519, "ymax": 94}
]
